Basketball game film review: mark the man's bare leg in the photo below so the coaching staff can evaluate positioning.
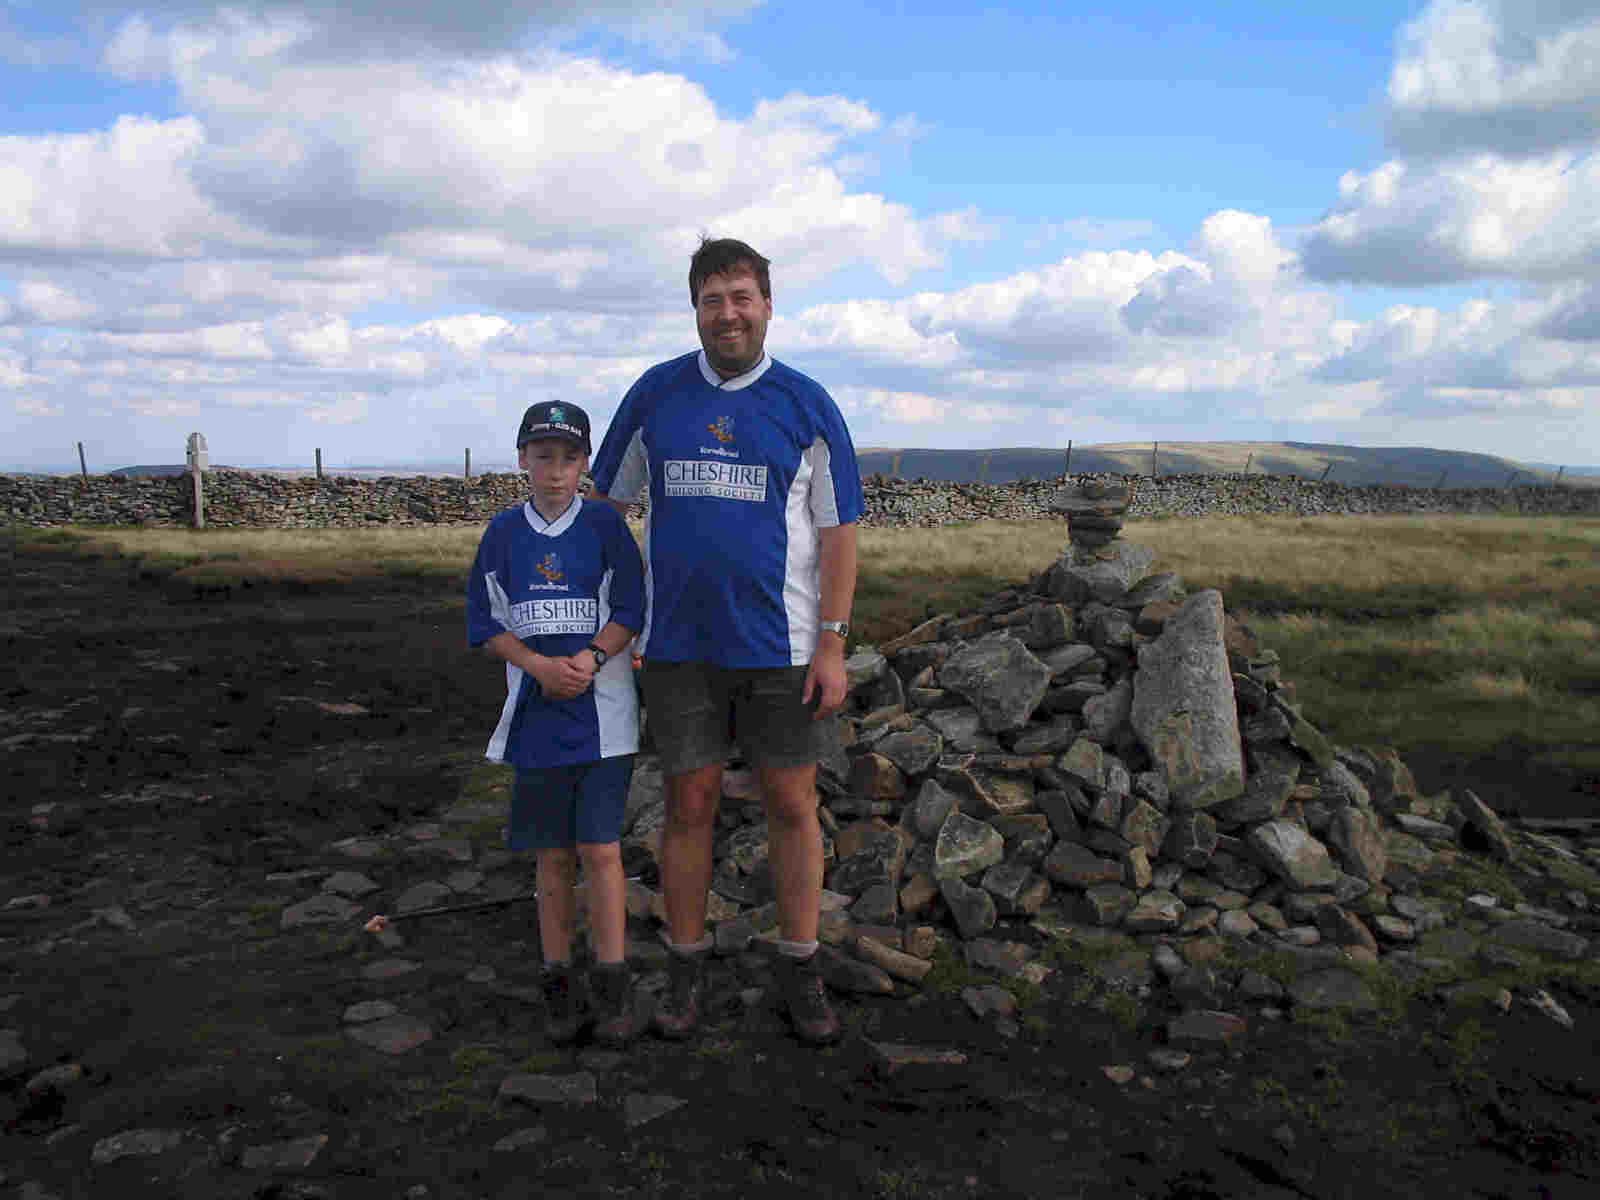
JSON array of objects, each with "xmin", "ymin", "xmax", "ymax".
[
  {"xmin": 761, "ymin": 763, "xmax": 823, "ymax": 944},
  {"xmin": 761, "ymin": 761, "xmax": 837, "ymax": 1043},
  {"xmin": 659, "ymin": 762, "xmax": 721, "ymax": 948}
]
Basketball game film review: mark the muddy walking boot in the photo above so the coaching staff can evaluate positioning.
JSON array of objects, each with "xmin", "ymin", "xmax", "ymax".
[
  {"xmin": 590, "ymin": 961, "xmax": 638, "ymax": 1047},
  {"xmin": 540, "ymin": 961, "xmax": 588, "ymax": 1045},
  {"xmin": 652, "ymin": 941, "xmax": 709, "ymax": 1039},
  {"xmin": 776, "ymin": 948, "xmax": 840, "ymax": 1045}
]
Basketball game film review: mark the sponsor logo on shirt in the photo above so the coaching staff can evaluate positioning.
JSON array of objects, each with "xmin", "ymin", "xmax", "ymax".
[
  {"xmin": 526, "ymin": 552, "xmax": 568, "ymax": 591},
  {"xmin": 699, "ymin": 414, "xmax": 739, "ymax": 458},
  {"xmin": 509, "ymin": 596, "xmax": 599, "ymax": 636},
  {"xmin": 664, "ymin": 459, "xmax": 768, "ymax": 502}
]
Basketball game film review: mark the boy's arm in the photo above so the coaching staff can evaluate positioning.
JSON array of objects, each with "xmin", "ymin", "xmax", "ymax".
[{"xmin": 484, "ymin": 632, "xmax": 592, "ymax": 701}]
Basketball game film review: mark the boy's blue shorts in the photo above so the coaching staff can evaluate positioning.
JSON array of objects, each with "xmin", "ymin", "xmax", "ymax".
[{"xmin": 509, "ymin": 755, "xmax": 634, "ymax": 851}]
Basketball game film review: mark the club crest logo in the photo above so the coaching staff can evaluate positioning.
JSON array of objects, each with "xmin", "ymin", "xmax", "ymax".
[
  {"xmin": 707, "ymin": 415, "xmax": 735, "ymax": 444},
  {"xmin": 535, "ymin": 553, "xmax": 564, "ymax": 585},
  {"xmin": 549, "ymin": 405, "xmax": 566, "ymax": 423}
]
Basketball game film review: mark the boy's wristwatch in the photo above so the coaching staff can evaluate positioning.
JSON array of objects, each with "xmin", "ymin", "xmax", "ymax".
[
  {"xmin": 587, "ymin": 644, "xmax": 608, "ymax": 666},
  {"xmin": 818, "ymin": 620, "xmax": 849, "ymax": 639}
]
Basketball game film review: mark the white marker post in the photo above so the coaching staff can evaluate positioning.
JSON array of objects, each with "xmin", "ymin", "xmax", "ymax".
[{"xmin": 186, "ymin": 432, "xmax": 209, "ymax": 529}]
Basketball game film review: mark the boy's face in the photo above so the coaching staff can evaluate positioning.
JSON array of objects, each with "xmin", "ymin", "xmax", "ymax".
[{"xmin": 519, "ymin": 438, "xmax": 588, "ymax": 511}]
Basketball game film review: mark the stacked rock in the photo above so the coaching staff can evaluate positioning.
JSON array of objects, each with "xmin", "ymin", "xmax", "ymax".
[
  {"xmin": 617, "ymin": 544, "xmax": 1594, "ymax": 1003},
  {"xmin": 1048, "ymin": 478, "xmax": 1133, "ymax": 551}
]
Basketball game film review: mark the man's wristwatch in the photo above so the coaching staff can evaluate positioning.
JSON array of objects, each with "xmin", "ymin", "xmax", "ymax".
[
  {"xmin": 818, "ymin": 620, "xmax": 849, "ymax": 639},
  {"xmin": 587, "ymin": 644, "xmax": 608, "ymax": 667}
]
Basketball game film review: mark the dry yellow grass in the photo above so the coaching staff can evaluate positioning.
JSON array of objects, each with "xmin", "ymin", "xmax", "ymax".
[{"xmin": 15, "ymin": 512, "xmax": 1600, "ymax": 771}]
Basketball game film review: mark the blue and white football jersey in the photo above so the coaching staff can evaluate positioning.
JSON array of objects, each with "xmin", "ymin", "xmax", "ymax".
[
  {"xmin": 590, "ymin": 350, "xmax": 864, "ymax": 669},
  {"xmin": 466, "ymin": 498, "xmax": 646, "ymax": 767}
]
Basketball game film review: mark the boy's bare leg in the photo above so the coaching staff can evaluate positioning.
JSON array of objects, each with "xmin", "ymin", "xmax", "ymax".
[
  {"xmin": 761, "ymin": 763, "xmax": 822, "ymax": 944},
  {"xmin": 659, "ymin": 763, "xmax": 721, "ymax": 947},
  {"xmin": 578, "ymin": 841, "xmax": 627, "ymax": 963},
  {"xmin": 536, "ymin": 848, "xmax": 578, "ymax": 962}
]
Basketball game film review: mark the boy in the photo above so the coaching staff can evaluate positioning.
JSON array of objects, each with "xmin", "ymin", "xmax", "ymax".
[{"xmin": 466, "ymin": 400, "xmax": 646, "ymax": 1046}]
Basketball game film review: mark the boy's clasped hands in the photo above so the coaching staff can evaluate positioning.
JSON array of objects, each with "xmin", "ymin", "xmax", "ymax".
[{"xmin": 529, "ymin": 650, "xmax": 600, "ymax": 701}]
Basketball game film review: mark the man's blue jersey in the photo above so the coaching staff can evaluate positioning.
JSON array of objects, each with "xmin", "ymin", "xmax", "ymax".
[
  {"xmin": 590, "ymin": 350, "xmax": 864, "ymax": 669},
  {"xmin": 466, "ymin": 498, "xmax": 646, "ymax": 767}
]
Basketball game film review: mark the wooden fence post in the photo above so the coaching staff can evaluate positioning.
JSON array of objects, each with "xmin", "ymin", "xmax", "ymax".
[
  {"xmin": 464, "ymin": 448, "xmax": 472, "ymax": 481},
  {"xmin": 1555, "ymin": 466, "xmax": 1566, "ymax": 486},
  {"xmin": 1151, "ymin": 442, "xmax": 1158, "ymax": 477},
  {"xmin": 1063, "ymin": 440, "xmax": 1072, "ymax": 478},
  {"xmin": 890, "ymin": 451, "xmax": 902, "ymax": 478},
  {"xmin": 1320, "ymin": 461, "xmax": 1334, "ymax": 482},
  {"xmin": 77, "ymin": 442, "xmax": 88, "ymax": 479},
  {"xmin": 316, "ymin": 448, "xmax": 324, "ymax": 480},
  {"xmin": 1243, "ymin": 452, "xmax": 1253, "ymax": 474},
  {"xmin": 978, "ymin": 452, "xmax": 991, "ymax": 484},
  {"xmin": 1435, "ymin": 469, "xmax": 1448, "ymax": 490}
]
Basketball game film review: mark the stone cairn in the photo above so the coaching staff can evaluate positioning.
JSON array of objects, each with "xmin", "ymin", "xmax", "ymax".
[{"xmin": 617, "ymin": 495, "xmax": 1597, "ymax": 1028}]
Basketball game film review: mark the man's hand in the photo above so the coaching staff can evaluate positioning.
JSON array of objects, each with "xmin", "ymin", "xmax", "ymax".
[
  {"xmin": 530, "ymin": 654, "xmax": 592, "ymax": 701},
  {"xmin": 801, "ymin": 640, "xmax": 849, "ymax": 720}
]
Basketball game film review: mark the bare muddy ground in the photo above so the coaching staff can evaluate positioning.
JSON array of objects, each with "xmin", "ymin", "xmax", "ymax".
[{"xmin": 3, "ymin": 546, "xmax": 1597, "ymax": 1199}]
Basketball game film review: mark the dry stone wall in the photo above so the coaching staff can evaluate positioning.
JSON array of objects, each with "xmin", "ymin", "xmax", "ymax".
[{"xmin": 3, "ymin": 469, "xmax": 1596, "ymax": 529}]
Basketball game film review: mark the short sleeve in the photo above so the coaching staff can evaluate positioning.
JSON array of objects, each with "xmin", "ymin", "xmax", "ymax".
[
  {"xmin": 805, "ymin": 388, "xmax": 864, "ymax": 527},
  {"xmin": 591, "ymin": 381, "xmax": 649, "ymax": 501},
  {"xmin": 601, "ymin": 507, "xmax": 647, "ymax": 633},
  {"xmin": 465, "ymin": 522, "xmax": 513, "ymax": 647}
]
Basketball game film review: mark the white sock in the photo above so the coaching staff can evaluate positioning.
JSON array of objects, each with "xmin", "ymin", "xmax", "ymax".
[
  {"xmin": 776, "ymin": 938, "xmax": 819, "ymax": 960},
  {"xmin": 662, "ymin": 932, "xmax": 713, "ymax": 956}
]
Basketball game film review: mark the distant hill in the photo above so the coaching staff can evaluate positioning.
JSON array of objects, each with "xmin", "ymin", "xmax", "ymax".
[
  {"xmin": 100, "ymin": 442, "xmax": 1596, "ymax": 489},
  {"xmin": 107, "ymin": 464, "xmax": 217, "ymax": 478},
  {"xmin": 855, "ymin": 442, "xmax": 1597, "ymax": 489}
]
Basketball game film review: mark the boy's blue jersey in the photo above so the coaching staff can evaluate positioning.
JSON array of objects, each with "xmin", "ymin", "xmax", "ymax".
[
  {"xmin": 589, "ymin": 350, "xmax": 864, "ymax": 669},
  {"xmin": 466, "ymin": 498, "xmax": 645, "ymax": 767}
]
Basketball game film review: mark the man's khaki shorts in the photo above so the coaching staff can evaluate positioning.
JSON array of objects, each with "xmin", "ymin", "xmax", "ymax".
[{"xmin": 639, "ymin": 660, "xmax": 836, "ymax": 777}]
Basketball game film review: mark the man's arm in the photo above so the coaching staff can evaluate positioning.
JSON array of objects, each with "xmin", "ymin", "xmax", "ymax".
[{"xmin": 802, "ymin": 521, "xmax": 857, "ymax": 719}]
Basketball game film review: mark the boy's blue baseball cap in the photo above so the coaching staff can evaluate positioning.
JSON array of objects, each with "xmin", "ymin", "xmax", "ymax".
[{"xmin": 516, "ymin": 401, "xmax": 591, "ymax": 455}]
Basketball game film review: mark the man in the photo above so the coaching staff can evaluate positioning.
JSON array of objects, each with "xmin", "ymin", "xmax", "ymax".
[{"xmin": 589, "ymin": 237, "xmax": 863, "ymax": 1044}]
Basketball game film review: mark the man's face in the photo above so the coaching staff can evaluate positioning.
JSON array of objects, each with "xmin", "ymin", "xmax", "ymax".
[
  {"xmin": 695, "ymin": 265, "xmax": 772, "ymax": 379},
  {"xmin": 518, "ymin": 438, "xmax": 588, "ymax": 512}
]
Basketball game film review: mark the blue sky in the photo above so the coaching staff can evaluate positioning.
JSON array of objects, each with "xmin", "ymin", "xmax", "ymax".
[{"xmin": 3, "ymin": 1, "xmax": 1599, "ymax": 471}]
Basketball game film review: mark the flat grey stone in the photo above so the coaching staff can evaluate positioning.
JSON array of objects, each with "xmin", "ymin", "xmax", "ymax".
[
  {"xmin": 1489, "ymin": 919, "xmax": 1591, "ymax": 961},
  {"xmin": 1287, "ymin": 968, "xmax": 1378, "ymax": 1011},
  {"xmin": 937, "ymin": 635, "xmax": 1053, "ymax": 733},
  {"xmin": 498, "ymin": 1072, "xmax": 598, "ymax": 1105},
  {"xmin": 493, "ymin": 1126, "xmax": 550, "ymax": 1152},
  {"xmin": 1043, "ymin": 842, "xmax": 1122, "ymax": 888},
  {"xmin": 624, "ymin": 1094, "xmax": 687, "ymax": 1129},
  {"xmin": 90, "ymin": 1128, "xmax": 184, "ymax": 1165},
  {"xmin": 394, "ymin": 881, "xmax": 454, "ymax": 914},
  {"xmin": 345, "ymin": 1013, "xmax": 434, "ymax": 1054},
  {"xmin": 1247, "ymin": 821, "xmax": 1339, "ymax": 890},
  {"xmin": 240, "ymin": 1134, "xmax": 328, "ymax": 1170},
  {"xmin": 342, "ymin": 1000, "xmax": 398, "ymax": 1024},
  {"xmin": 363, "ymin": 958, "xmax": 421, "ymax": 981},
  {"xmin": 1166, "ymin": 1010, "xmax": 1247, "ymax": 1047},
  {"xmin": 280, "ymin": 893, "xmax": 362, "ymax": 929},
  {"xmin": 321, "ymin": 871, "xmax": 379, "ymax": 899},
  {"xmin": 933, "ymin": 811, "xmax": 1005, "ymax": 880}
]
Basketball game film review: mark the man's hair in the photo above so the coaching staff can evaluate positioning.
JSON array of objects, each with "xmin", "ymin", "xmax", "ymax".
[{"xmin": 689, "ymin": 236, "xmax": 771, "ymax": 305}]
